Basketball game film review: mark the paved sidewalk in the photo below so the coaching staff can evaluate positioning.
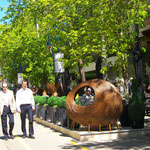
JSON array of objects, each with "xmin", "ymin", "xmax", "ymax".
[{"xmin": 0, "ymin": 114, "xmax": 150, "ymax": 150}]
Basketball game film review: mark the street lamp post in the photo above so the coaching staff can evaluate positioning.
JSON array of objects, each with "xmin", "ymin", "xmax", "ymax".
[{"xmin": 46, "ymin": 33, "xmax": 62, "ymax": 96}]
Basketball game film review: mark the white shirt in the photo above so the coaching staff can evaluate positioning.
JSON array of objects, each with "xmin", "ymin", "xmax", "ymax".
[
  {"xmin": 2, "ymin": 90, "xmax": 10, "ymax": 106},
  {"xmin": 16, "ymin": 88, "xmax": 35, "ymax": 111}
]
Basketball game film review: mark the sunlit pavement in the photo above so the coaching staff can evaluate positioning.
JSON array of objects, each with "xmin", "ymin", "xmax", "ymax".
[{"xmin": 0, "ymin": 114, "xmax": 150, "ymax": 150}]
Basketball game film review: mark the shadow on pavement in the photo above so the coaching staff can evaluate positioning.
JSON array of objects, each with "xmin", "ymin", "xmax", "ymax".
[
  {"xmin": 59, "ymin": 135, "xmax": 150, "ymax": 150},
  {"xmin": 0, "ymin": 134, "xmax": 29, "ymax": 140}
]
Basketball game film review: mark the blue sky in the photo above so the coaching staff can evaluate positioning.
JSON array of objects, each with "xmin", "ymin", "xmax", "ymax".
[{"xmin": 0, "ymin": 0, "xmax": 9, "ymax": 22}]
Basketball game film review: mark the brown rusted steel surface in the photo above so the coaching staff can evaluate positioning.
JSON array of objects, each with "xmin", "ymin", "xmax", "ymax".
[
  {"xmin": 45, "ymin": 83, "xmax": 58, "ymax": 96},
  {"xmin": 65, "ymin": 79, "xmax": 123, "ymax": 127}
]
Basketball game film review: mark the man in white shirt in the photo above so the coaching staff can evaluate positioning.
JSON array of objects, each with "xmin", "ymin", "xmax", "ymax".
[
  {"xmin": 0, "ymin": 83, "xmax": 16, "ymax": 139},
  {"xmin": 16, "ymin": 80, "xmax": 35, "ymax": 138}
]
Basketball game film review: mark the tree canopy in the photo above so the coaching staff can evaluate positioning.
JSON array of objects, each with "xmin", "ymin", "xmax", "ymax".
[{"xmin": 0, "ymin": 0, "xmax": 148, "ymax": 86}]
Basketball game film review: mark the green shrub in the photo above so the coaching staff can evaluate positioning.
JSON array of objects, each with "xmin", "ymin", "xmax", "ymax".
[
  {"xmin": 35, "ymin": 95, "xmax": 67, "ymax": 108},
  {"xmin": 40, "ymin": 96, "xmax": 48, "ymax": 105},
  {"xmin": 47, "ymin": 96, "xmax": 59, "ymax": 107},
  {"xmin": 75, "ymin": 97, "xmax": 82, "ymax": 106},
  {"xmin": 57, "ymin": 96, "xmax": 67, "ymax": 108},
  {"xmin": 34, "ymin": 96, "xmax": 41, "ymax": 104},
  {"xmin": 128, "ymin": 79, "xmax": 145, "ymax": 121},
  {"xmin": 34, "ymin": 96, "xmax": 48, "ymax": 105}
]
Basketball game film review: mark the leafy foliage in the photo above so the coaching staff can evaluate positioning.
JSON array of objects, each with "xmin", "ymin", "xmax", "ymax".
[
  {"xmin": 34, "ymin": 96, "xmax": 41, "ymax": 104},
  {"xmin": 39, "ymin": 96, "xmax": 48, "ymax": 105},
  {"xmin": 75, "ymin": 97, "xmax": 82, "ymax": 106},
  {"xmin": 57, "ymin": 96, "xmax": 67, "ymax": 108},
  {"xmin": 34, "ymin": 96, "xmax": 48, "ymax": 105},
  {"xmin": 47, "ymin": 96, "xmax": 59, "ymax": 107},
  {"xmin": 0, "ymin": 0, "xmax": 148, "ymax": 85},
  {"xmin": 128, "ymin": 79, "xmax": 145, "ymax": 121},
  {"xmin": 35, "ymin": 95, "xmax": 67, "ymax": 108}
]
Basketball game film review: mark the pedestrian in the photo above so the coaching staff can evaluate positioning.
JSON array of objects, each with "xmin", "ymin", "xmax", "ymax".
[
  {"xmin": 32, "ymin": 85, "xmax": 38, "ymax": 96},
  {"xmin": 0, "ymin": 83, "xmax": 16, "ymax": 139},
  {"xmin": 128, "ymin": 77, "xmax": 133, "ymax": 96},
  {"xmin": 118, "ymin": 78, "xmax": 126, "ymax": 97},
  {"xmin": 80, "ymin": 88, "xmax": 94, "ymax": 106},
  {"xmin": 70, "ymin": 75, "xmax": 77, "ymax": 90},
  {"xmin": 16, "ymin": 80, "xmax": 35, "ymax": 138}
]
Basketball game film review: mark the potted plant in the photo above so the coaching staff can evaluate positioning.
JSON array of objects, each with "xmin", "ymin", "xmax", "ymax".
[
  {"xmin": 34, "ymin": 96, "xmax": 41, "ymax": 118},
  {"xmin": 34, "ymin": 96, "xmax": 48, "ymax": 120},
  {"xmin": 40, "ymin": 96, "xmax": 48, "ymax": 120},
  {"xmin": 128, "ymin": 79, "xmax": 145, "ymax": 129}
]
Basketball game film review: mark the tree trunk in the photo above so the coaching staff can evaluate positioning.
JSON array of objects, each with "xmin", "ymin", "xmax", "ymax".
[
  {"xmin": 64, "ymin": 68, "xmax": 71, "ymax": 95},
  {"xmin": 96, "ymin": 56, "xmax": 103, "ymax": 79},
  {"xmin": 122, "ymin": 64, "xmax": 128, "ymax": 95},
  {"xmin": 78, "ymin": 59, "xmax": 86, "ymax": 82}
]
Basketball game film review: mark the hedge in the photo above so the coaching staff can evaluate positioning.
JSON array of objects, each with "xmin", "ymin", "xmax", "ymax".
[
  {"xmin": 34, "ymin": 96, "xmax": 48, "ymax": 105},
  {"xmin": 34, "ymin": 96, "xmax": 41, "ymax": 104},
  {"xmin": 34, "ymin": 95, "xmax": 81, "ymax": 108},
  {"xmin": 75, "ymin": 97, "xmax": 82, "ymax": 106},
  {"xmin": 57, "ymin": 96, "xmax": 67, "ymax": 108},
  {"xmin": 47, "ymin": 96, "xmax": 59, "ymax": 107}
]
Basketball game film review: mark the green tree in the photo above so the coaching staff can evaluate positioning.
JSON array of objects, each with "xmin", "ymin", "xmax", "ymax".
[
  {"xmin": 0, "ymin": 0, "xmax": 148, "ymax": 90},
  {"xmin": 58, "ymin": 0, "xmax": 147, "ymax": 88},
  {"xmin": 0, "ymin": 0, "xmax": 55, "ymax": 86}
]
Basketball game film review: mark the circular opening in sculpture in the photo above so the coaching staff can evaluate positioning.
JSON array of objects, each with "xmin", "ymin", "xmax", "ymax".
[{"xmin": 74, "ymin": 86, "xmax": 95, "ymax": 106}]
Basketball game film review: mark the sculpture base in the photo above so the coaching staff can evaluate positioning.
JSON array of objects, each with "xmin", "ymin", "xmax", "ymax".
[{"xmin": 34, "ymin": 116, "xmax": 150, "ymax": 142}]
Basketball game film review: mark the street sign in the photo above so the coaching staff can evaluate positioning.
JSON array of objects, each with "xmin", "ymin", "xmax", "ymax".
[{"xmin": 54, "ymin": 53, "xmax": 65, "ymax": 73}]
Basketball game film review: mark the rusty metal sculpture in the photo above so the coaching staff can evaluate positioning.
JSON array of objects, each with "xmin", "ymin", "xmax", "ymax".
[{"xmin": 65, "ymin": 79, "xmax": 123, "ymax": 131}]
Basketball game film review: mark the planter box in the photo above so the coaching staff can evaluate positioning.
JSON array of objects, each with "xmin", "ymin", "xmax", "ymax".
[
  {"xmin": 35, "ymin": 106, "xmax": 67, "ymax": 127},
  {"xmin": 130, "ymin": 120, "xmax": 144, "ymax": 129},
  {"xmin": 45, "ymin": 107, "xmax": 67, "ymax": 126},
  {"xmin": 58, "ymin": 108, "xmax": 67, "ymax": 127},
  {"xmin": 35, "ymin": 104, "xmax": 41, "ymax": 118},
  {"xmin": 46, "ymin": 107, "xmax": 51, "ymax": 121},
  {"xmin": 48, "ymin": 107, "xmax": 58, "ymax": 123},
  {"xmin": 40, "ymin": 105, "xmax": 47, "ymax": 120},
  {"xmin": 35, "ymin": 105, "xmax": 47, "ymax": 120}
]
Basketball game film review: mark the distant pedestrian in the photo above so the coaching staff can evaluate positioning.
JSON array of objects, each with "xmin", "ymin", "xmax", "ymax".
[
  {"xmin": 128, "ymin": 77, "xmax": 133, "ymax": 96},
  {"xmin": 80, "ymin": 88, "xmax": 94, "ymax": 106},
  {"xmin": 16, "ymin": 80, "xmax": 35, "ymax": 138},
  {"xmin": 118, "ymin": 78, "xmax": 126, "ymax": 97},
  {"xmin": 70, "ymin": 75, "xmax": 77, "ymax": 90},
  {"xmin": 0, "ymin": 83, "xmax": 16, "ymax": 139},
  {"xmin": 32, "ymin": 85, "xmax": 38, "ymax": 96}
]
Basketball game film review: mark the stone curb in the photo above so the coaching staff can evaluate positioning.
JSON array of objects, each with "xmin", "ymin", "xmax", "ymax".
[
  {"xmin": 34, "ymin": 117, "xmax": 80, "ymax": 140},
  {"xmin": 34, "ymin": 116, "xmax": 150, "ymax": 142}
]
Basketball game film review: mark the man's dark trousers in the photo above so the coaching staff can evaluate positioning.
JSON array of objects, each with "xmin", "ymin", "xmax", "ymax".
[
  {"xmin": 1, "ymin": 106, "xmax": 14, "ymax": 136},
  {"xmin": 20, "ymin": 104, "xmax": 34, "ymax": 136}
]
